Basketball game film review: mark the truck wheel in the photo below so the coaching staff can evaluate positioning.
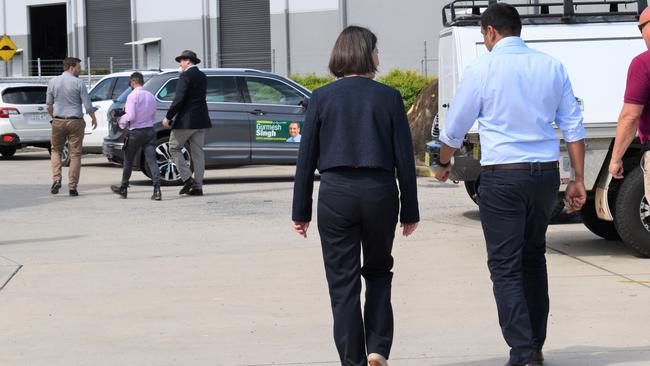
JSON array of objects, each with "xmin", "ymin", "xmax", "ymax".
[
  {"xmin": 581, "ymin": 199, "xmax": 621, "ymax": 241},
  {"xmin": 614, "ymin": 168, "xmax": 650, "ymax": 257},
  {"xmin": 0, "ymin": 146, "xmax": 16, "ymax": 158},
  {"xmin": 145, "ymin": 137, "xmax": 192, "ymax": 186},
  {"xmin": 464, "ymin": 180, "xmax": 479, "ymax": 205}
]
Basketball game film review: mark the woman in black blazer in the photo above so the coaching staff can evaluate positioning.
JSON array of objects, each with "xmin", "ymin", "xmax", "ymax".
[{"xmin": 292, "ymin": 26, "xmax": 419, "ymax": 366}]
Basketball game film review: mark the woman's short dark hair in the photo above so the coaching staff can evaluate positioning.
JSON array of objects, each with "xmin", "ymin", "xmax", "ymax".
[
  {"xmin": 480, "ymin": 3, "xmax": 522, "ymax": 37},
  {"xmin": 62, "ymin": 57, "xmax": 81, "ymax": 71},
  {"xmin": 328, "ymin": 25, "xmax": 377, "ymax": 78},
  {"xmin": 130, "ymin": 72, "xmax": 145, "ymax": 86}
]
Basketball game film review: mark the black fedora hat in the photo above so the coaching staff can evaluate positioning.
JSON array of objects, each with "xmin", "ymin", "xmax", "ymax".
[{"xmin": 175, "ymin": 50, "xmax": 201, "ymax": 64}]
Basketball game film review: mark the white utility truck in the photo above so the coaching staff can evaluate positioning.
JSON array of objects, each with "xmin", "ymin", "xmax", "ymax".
[{"xmin": 427, "ymin": 0, "xmax": 650, "ymax": 256}]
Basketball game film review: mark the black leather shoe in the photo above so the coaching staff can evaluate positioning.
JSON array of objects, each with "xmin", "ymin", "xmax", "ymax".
[
  {"xmin": 187, "ymin": 188, "xmax": 203, "ymax": 196},
  {"xmin": 152, "ymin": 185, "xmax": 162, "ymax": 201},
  {"xmin": 69, "ymin": 189, "xmax": 79, "ymax": 197},
  {"xmin": 111, "ymin": 184, "xmax": 127, "ymax": 198},
  {"xmin": 179, "ymin": 178, "xmax": 194, "ymax": 195},
  {"xmin": 51, "ymin": 181, "xmax": 61, "ymax": 194}
]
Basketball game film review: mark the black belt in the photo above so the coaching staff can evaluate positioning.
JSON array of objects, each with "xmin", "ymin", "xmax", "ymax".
[
  {"xmin": 54, "ymin": 116, "xmax": 82, "ymax": 120},
  {"xmin": 482, "ymin": 161, "xmax": 559, "ymax": 172}
]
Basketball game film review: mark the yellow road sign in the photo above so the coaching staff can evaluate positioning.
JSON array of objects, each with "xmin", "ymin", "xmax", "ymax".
[{"xmin": 0, "ymin": 35, "xmax": 17, "ymax": 62}]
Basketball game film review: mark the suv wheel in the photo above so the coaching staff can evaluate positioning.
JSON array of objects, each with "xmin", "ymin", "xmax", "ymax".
[
  {"xmin": 144, "ymin": 137, "xmax": 192, "ymax": 186},
  {"xmin": 60, "ymin": 141, "xmax": 70, "ymax": 167},
  {"xmin": 0, "ymin": 146, "xmax": 16, "ymax": 158}
]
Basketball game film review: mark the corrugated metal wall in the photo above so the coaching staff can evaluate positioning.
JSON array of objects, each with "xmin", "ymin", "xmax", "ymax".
[
  {"xmin": 219, "ymin": 0, "xmax": 271, "ymax": 70},
  {"xmin": 85, "ymin": 0, "xmax": 132, "ymax": 69}
]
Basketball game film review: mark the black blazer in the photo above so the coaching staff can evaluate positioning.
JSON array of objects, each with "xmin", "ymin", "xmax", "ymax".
[
  {"xmin": 292, "ymin": 76, "xmax": 419, "ymax": 224},
  {"xmin": 165, "ymin": 66, "xmax": 212, "ymax": 130}
]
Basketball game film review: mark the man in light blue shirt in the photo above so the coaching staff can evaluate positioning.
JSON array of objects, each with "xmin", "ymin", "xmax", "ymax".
[
  {"xmin": 434, "ymin": 4, "xmax": 587, "ymax": 366},
  {"xmin": 286, "ymin": 122, "xmax": 302, "ymax": 142}
]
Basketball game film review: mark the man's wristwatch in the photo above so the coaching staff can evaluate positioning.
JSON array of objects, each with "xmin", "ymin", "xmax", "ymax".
[{"xmin": 436, "ymin": 157, "xmax": 451, "ymax": 168}]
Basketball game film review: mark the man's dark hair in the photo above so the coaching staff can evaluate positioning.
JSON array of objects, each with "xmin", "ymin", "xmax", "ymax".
[
  {"xmin": 130, "ymin": 72, "xmax": 145, "ymax": 86},
  {"xmin": 63, "ymin": 57, "xmax": 81, "ymax": 71},
  {"xmin": 328, "ymin": 25, "xmax": 377, "ymax": 78},
  {"xmin": 480, "ymin": 3, "xmax": 522, "ymax": 37}
]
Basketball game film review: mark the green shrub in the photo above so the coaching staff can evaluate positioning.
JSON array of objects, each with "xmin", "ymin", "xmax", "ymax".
[
  {"xmin": 290, "ymin": 70, "xmax": 435, "ymax": 111},
  {"xmin": 377, "ymin": 69, "xmax": 435, "ymax": 111},
  {"xmin": 290, "ymin": 73, "xmax": 335, "ymax": 91}
]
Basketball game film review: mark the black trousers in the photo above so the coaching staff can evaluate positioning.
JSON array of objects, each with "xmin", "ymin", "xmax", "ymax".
[
  {"xmin": 317, "ymin": 168, "xmax": 399, "ymax": 366},
  {"xmin": 122, "ymin": 127, "xmax": 160, "ymax": 186},
  {"xmin": 478, "ymin": 167, "xmax": 559, "ymax": 366}
]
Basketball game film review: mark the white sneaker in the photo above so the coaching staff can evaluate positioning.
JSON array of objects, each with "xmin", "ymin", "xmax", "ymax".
[{"xmin": 368, "ymin": 353, "xmax": 388, "ymax": 366}]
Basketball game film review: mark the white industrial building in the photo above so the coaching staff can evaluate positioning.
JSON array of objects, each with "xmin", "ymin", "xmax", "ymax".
[{"xmin": 0, "ymin": 0, "xmax": 444, "ymax": 78}]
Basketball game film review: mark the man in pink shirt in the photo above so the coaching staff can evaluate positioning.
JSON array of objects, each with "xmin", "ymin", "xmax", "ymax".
[
  {"xmin": 610, "ymin": 7, "xmax": 650, "ymax": 204},
  {"xmin": 110, "ymin": 72, "xmax": 162, "ymax": 200}
]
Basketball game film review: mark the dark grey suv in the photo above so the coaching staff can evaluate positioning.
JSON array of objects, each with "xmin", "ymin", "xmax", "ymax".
[{"xmin": 102, "ymin": 68, "xmax": 311, "ymax": 184}]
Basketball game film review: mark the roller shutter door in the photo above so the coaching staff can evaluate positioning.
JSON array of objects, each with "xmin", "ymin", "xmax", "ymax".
[
  {"xmin": 219, "ymin": 0, "xmax": 271, "ymax": 70},
  {"xmin": 85, "ymin": 0, "xmax": 132, "ymax": 69}
]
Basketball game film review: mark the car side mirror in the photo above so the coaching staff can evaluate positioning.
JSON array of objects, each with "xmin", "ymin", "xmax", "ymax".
[{"xmin": 299, "ymin": 97, "xmax": 310, "ymax": 109}]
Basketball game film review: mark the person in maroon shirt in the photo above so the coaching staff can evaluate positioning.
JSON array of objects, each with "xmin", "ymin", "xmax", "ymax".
[{"xmin": 610, "ymin": 7, "xmax": 650, "ymax": 203}]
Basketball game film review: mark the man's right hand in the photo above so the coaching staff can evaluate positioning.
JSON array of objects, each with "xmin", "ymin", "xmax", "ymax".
[
  {"xmin": 162, "ymin": 118, "xmax": 171, "ymax": 129},
  {"xmin": 609, "ymin": 158, "xmax": 624, "ymax": 179},
  {"xmin": 434, "ymin": 165, "xmax": 451, "ymax": 182}
]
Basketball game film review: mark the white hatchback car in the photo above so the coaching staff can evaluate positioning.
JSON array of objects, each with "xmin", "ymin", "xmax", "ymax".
[{"xmin": 0, "ymin": 83, "xmax": 50, "ymax": 157}]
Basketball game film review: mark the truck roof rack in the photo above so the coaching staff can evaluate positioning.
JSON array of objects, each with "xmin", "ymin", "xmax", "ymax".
[{"xmin": 443, "ymin": 0, "xmax": 646, "ymax": 26}]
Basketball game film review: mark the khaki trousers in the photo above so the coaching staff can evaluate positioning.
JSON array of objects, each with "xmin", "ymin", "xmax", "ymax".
[
  {"xmin": 641, "ymin": 151, "xmax": 650, "ymax": 203},
  {"xmin": 50, "ymin": 118, "xmax": 85, "ymax": 189}
]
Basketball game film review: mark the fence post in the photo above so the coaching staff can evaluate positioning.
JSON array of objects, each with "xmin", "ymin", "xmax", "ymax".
[
  {"xmin": 272, "ymin": 49, "xmax": 276, "ymax": 73},
  {"xmin": 423, "ymin": 40, "xmax": 428, "ymax": 78},
  {"xmin": 37, "ymin": 58, "xmax": 41, "ymax": 81},
  {"xmin": 87, "ymin": 57, "xmax": 91, "ymax": 86},
  {"xmin": 110, "ymin": 57, "xmax": 113, "ymax": 74}
]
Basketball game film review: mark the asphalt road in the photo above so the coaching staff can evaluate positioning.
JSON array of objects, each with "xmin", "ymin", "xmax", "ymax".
[{"xmin": 1, "ymin": 150, "xmax": 649, "ymax": 366}]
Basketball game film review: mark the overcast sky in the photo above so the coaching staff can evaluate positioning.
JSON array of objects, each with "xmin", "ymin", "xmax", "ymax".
[{"xmin": 269, "ymin": 0, "xmax": 339, "ymax": 13}]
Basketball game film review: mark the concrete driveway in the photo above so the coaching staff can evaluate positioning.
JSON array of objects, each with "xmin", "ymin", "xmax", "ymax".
[{"xmin": 0, "ymin": 151, "xmax": 649, "ymax": 365}]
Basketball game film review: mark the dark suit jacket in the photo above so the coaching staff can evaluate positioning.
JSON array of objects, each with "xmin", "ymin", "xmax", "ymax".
[
  {"xmin": 165, "ymin": 66, "xmax": 212, "ymax": 130},
  {"xmin": 291, "ymin": 76, "xmax": 420, "ymax": 224}
]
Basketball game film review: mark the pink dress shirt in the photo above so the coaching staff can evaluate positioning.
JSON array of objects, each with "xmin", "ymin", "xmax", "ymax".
[{"xmin": 118, "ymin": 86, "xmax": 158, "ymax": 130}]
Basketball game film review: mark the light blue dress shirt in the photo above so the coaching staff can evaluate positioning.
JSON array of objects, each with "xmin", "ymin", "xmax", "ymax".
[
  {"xmin": 287, "ymin": 134, "xmax": 302, "ymax": 142},
  {"xmin": 439, "ymin": 36, "xmax": 586, "ymax": 165}
]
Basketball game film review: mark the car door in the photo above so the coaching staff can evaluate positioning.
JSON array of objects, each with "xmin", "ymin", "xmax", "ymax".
[
  {"xmin": 241, "ymin": 76, "xmax": 307, "ymax": 163},
  {"xmin": 83, "ymin": 77, "xmax": 118, "ymax": 148},
  {"xmin": 156, "ymin": 75, "xmax": 251, "ymax": 166}
]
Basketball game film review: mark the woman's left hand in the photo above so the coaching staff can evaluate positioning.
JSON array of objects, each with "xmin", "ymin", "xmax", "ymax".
[{"xmin": 293, "ymin": 221, "xmax": 310, "ymax": 238}]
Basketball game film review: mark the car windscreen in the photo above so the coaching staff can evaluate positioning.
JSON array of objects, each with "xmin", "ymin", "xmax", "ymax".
[{"xmin": 2, "ymin": 87, "xmax": 47, "ymax": 104}]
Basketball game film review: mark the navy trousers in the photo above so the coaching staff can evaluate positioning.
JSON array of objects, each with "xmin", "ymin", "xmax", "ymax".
[
  {"xmin": 478, "ymin": 167, "xmax": 559, "ymax": 366},
  {"xmin": 317, "ymin": 168, "xmax": 399, "ymax": 366}
]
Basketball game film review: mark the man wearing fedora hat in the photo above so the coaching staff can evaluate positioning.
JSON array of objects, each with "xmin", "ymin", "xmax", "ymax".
[{"xmin": 162, "ymin": 50, "xmax": 212, "ymax": 196}]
